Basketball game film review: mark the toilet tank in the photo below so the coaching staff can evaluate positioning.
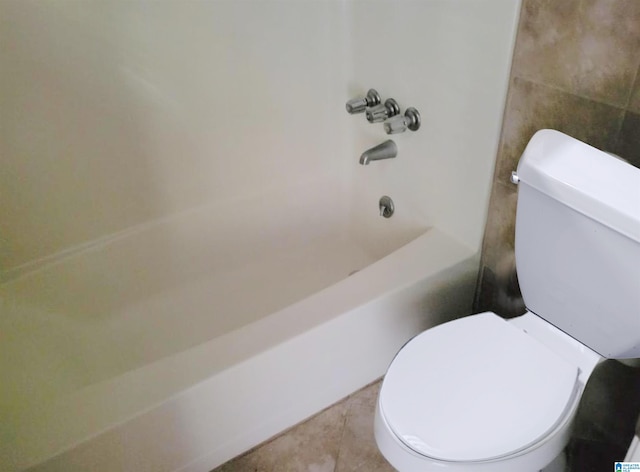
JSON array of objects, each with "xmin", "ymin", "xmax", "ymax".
[{"xmin": 514, "ymin": 130, "xmax": 640, "ymax": 359}]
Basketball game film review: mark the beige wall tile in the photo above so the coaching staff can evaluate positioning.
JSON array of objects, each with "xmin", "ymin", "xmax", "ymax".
[
  {"xmin": 480, "ymin": 182, "xmax": 518, "ymax": 271},
  {"xmin": 614, "ymin": 112, "xmax": 640, "ymax": 168},
  {"xmin": 494, "ymin": 78, "xmax": 625, "ymax": 186},
  {"xmin": 475, "ymin": 181, "xmax": 526, "ymax": 317},
  {"xmin": 477, "ymin": 0, "xmax": 640, "ymax": 320},
  {"xmin": 513, "ymin": 0, "xmax": 640, "ymax": 107}
]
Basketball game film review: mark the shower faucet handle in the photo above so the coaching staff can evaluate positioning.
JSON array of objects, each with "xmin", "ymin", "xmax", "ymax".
[
  {"xmin": 366, "ymin": 98, "xmax": 400, "ymax": 123},
  {"xmin": 345, "ymin": 89, "xmax": 381, "ymax": 114},
  {"xmin": 383, "ymin": 107, "xmax": 421, "ymax": 134}
]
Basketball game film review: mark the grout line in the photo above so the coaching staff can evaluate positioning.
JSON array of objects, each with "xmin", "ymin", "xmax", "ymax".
[
  {"xmin": 623, "ymin": 57, "xmax": 640, "ymax": 110},
  {"xmin": 333, "ymin": 401, "xmax": 351, "ymax": 472},
  {"xmin": 611, "ymin": 109, "xmax": 628, "ymax": 155},
  {"xmin": 512, "ymin": 74, "xmax": 630, "ymax": 112},
  {"xmin": 510, "ymin": 75, "xmax": 629, "ymax": 156},
  {"xmin": 333, "ymin": 379, "xmax": 384, "ymax": 472}
]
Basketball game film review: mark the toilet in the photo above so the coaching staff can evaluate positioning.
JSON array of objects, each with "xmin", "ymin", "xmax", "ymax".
[{"xmin": 374, "ymin": 130, "xmax": 640, "ymax": 472}]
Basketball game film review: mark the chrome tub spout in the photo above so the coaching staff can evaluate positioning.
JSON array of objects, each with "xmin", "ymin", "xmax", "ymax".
[{"xmin": 359, "ymin": 140, "xmax": 397, "ymax": 165}]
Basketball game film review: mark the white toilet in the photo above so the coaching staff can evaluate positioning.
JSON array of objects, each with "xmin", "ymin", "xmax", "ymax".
[{"xmin": 375, "ymin": 130, "xmax": 640, "ymax": 472}]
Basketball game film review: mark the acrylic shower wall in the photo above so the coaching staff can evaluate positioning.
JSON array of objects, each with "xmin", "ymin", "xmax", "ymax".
[
  {"xmin": 1, "ymin": 1, "xmax": 351, "ymax": 272},
  {"xmin": 347, "ymin": 0, "xmax": 519, "ymax": 255},
  {"xmin": 1, "ymin": 0, "xmax": 519, "ymax": 274}
]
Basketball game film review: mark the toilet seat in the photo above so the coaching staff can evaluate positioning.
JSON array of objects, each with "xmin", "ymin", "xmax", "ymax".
[{"xmin": 379, "ymin": 312, "xmax": 579, "ymax": 462}]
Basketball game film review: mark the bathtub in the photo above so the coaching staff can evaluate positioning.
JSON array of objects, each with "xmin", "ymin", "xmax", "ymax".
[{"xmin": 1, "ymin": 178, "xmax": 478, "ymax": 472}]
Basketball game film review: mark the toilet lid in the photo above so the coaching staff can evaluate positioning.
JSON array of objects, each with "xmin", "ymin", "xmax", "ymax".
[{"xmin": 379, "ymin": 312, "xmax": 579, "ymax": 462}]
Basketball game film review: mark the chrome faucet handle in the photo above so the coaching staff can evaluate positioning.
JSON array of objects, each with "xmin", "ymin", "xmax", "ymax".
[
  {"xmin": 366, "ymin": 98, "xmax": 400, "ymax": 123},
  {"xmin": 383, "ymin": 107, "xmax": 421, "ymax": 134},
  {"xmin": 345, "ymin": 89, "xmax": 381, "ymax": 114}
]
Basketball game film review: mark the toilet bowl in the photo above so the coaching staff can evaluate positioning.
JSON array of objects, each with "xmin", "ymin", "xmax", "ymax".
[
  {"xmin": 375, "ymin": 130, "xmax": 640, "ymax": 471},
  {"xmin": 374, "ymin": 312, "xmax": 601, "ymax": 472}
]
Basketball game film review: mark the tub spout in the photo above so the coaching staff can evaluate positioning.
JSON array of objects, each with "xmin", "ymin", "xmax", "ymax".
[{"xmin": 359, "ymin": 140, "xmax": 397, "ymax": 165}]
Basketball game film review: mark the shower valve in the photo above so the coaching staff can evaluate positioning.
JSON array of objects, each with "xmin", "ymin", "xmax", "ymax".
[
  {"xmin": 384, "ymin": 107, "xmax": 421, "ymax": 134},
  {"xmin": 345, "ymin": 89, "xmax": 381, "ymax": 114},
  {"xmin": 366, "ymin": 98, "xmax": 400, "ymax": 123}
]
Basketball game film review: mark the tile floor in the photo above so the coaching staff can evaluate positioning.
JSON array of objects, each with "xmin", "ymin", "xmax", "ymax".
[
  {"xmin": 212, "ymin": 380, "xmax": 393, "ymax": 472},
  {"xmin": 214, "ymin": 360, "xmax": 640, "ymax": 472}
]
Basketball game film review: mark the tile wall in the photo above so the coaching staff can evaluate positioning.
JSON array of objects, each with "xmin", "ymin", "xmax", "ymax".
[{"xmin": 475, "ymin": 0, "xmax": 640, "ymax": 317}]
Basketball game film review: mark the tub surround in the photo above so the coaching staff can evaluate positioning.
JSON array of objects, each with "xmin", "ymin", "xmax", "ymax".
[
  {"xmin": 1, "ymin": 1, "xmax": 521, "ymax": 470},
  {"xmin": 1, "ymin": 0, "xmax": 520, "ymax": 274},
  {"xmin": 0, "ymin": 0, "xmax": 351, "ymax": 271}
]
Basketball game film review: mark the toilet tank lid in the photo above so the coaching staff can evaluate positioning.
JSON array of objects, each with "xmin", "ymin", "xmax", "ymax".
[
  {"xmin": 516, "ymin": 130, "xmax": 640, "ymax": 243},
  {"xmin": 379, "ymin": 312, "xmax": 579, "ymax": 462}
]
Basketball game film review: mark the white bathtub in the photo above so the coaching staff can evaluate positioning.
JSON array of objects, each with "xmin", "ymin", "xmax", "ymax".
[{"xmin": 1, "ymin": 178, "xmax": 478, "ymax": 471}]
